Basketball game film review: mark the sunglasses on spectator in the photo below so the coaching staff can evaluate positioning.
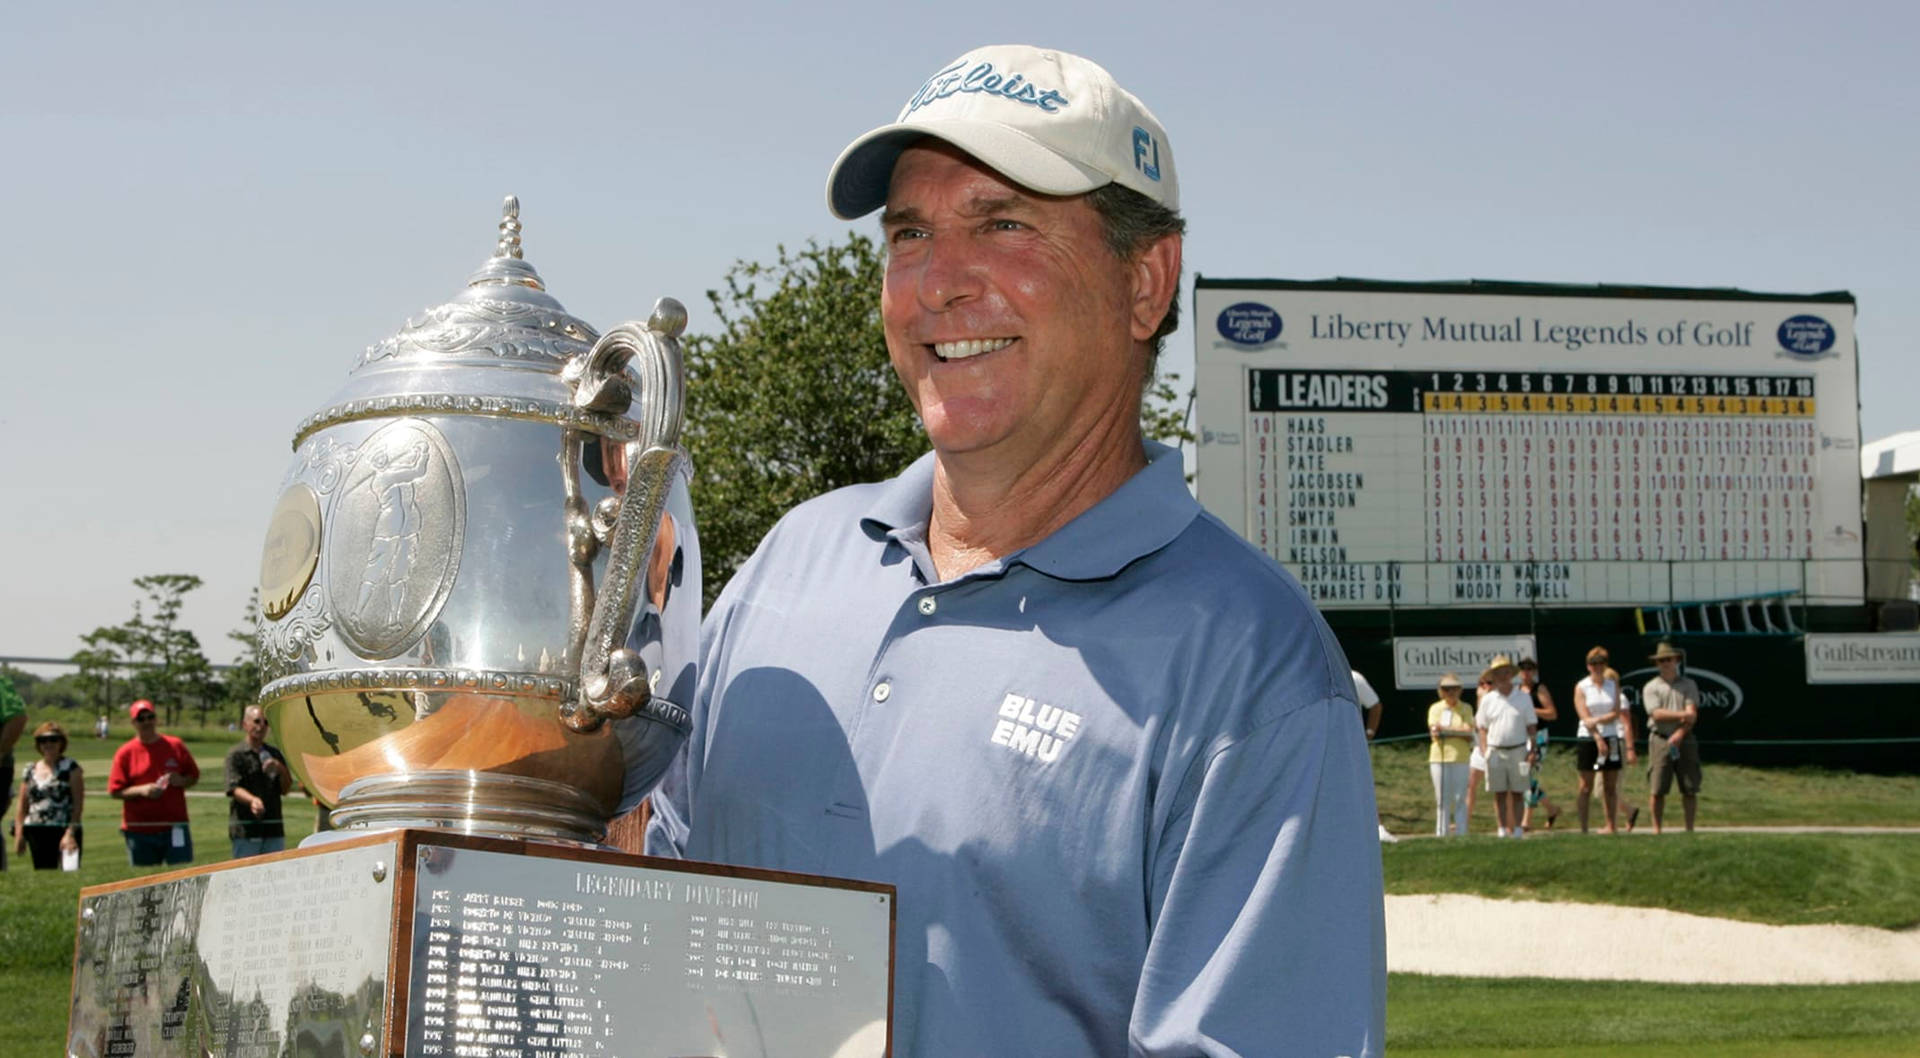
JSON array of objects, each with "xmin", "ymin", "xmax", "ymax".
[{"xmin": 36, "ymin": 735, "xmax": 62, "ymax": 744}]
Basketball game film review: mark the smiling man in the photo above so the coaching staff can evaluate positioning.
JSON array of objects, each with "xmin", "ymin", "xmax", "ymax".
[{"xmin": 648, "ymin": 44, "xmax": 1384, "ymax": 1056}]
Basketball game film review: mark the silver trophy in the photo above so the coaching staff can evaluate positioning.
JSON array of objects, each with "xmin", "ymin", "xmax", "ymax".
[
  {"xmin": 64, "ymin": 200, "xmax": 894, "ymax": 1058},
  {"xmin": 254, "ymin": 196, "xmax": 700, "ymax": 844}
]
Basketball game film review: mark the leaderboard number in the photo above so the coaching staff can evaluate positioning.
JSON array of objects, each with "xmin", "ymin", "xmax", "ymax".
[{"xmin": 1428, "ymin": 371, "xmax": 1814, "ymax": 398}]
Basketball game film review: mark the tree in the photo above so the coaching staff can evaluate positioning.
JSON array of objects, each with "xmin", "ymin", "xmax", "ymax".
[
  {"xmin": 221, "ymin": 588, "xmax": 265, "ymax": 713},
  {"xmin": 684, "ymin": 235, "xmax": 927, "ymax": 607},
  {"xmin": 1906, "ymin": 483, "xmax": 1920, "ymax": 588},
  {"xmin": 72, "ymin": 626, "xmax": 133, "ymax": 714},
  {"xmin": 683, "ymin": 233, "xmax": 1193, "ymax": 606},
  {"xmin": 74, "ymin": 574, "xmax": 217, "ymax": 726}
]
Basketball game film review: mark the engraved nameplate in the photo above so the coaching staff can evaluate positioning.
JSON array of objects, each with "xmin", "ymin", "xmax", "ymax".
[
  {"xmin": 405, "ymin": 846, "xmax": 891, "ymax": 1058},
  {"xmin": 69, "ymin": 842, "xmax": 397, "ymax": 1058}
]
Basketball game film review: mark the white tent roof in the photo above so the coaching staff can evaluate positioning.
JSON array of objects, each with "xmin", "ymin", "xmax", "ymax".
[{"xmin": 1862, "ymin": 430, "xmax": 1920, "ymax": 481}]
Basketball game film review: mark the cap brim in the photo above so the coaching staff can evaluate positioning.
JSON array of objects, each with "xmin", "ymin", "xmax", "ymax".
[{"xmin": 827, "ymin": 118, "xmax": 1110, "ymax": 220}]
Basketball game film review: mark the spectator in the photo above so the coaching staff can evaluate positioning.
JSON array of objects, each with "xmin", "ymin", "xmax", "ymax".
[
  {"xmin": 1353, "ymin": 669, "xmax": 1397, "ymax": 843},
  {"xmin": 96, "ymin": 713, "xmax": 110, "ymax": 739},
  {"xmin": 1572, "ymin": 647, "xmax": 1636, "ymax": 833},
  {"xmin": 13, "ymin": 721, "xmax": 83, "ymax": 870},
  {"xmin": 225, "ymin": 705, "xmax": 292, "ymax": 858},
  {"xmin": 107, "ymin": 700, "xmax": 200, "ymax": 866},
  {"xmin": 1516, "ymin": 658, "xmax": 1561, "ymax": 831},
  {"xmin": 1464, "ymin": 673, "xmax": 1493, "ymax": 833},
  {"xmin": 1426, "ymin": 673, "xmax": 1474, "ymax": 836},
  {"xmin": 0, "ymin": 672, "xmax": 24, "ymax": 871},
  {"xmin": 1473, "ymin": 655, "xmax": 1537, "ymax": 838},
  {"xmin": 1642, "ymin": 641, "xmax": 1702, "ymax": 833}
]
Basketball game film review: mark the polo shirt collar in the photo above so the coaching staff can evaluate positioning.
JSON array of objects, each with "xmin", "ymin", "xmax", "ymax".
[{"xmin": 859, "ymin": 442, "xmax": 1200, "ymax": 582}]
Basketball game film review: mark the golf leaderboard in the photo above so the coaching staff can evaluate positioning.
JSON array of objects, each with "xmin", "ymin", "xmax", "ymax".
[{"xmin": 1194, "ymin": 279, "xmax": 1861, "ymax": 609}]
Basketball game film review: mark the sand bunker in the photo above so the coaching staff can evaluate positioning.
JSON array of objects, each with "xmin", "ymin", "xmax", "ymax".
[{"xmin": 1387, "ymin": 893, "xmax": 1920, "ymax": 984}]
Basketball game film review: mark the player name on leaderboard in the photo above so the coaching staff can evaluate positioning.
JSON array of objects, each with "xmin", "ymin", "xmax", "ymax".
[
  {"xmin": 1249, "ymin": 368, "xmax": 1816, "ymax": 602},
  {"xmin": 1195, "ymin": 282, "xmax": 1862, "ymax": 609}
]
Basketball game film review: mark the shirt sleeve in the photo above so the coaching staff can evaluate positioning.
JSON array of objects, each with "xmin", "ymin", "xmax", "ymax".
[
  {"xmin": 107, "ymin": 745, "xmax": 132, "ymax": 794},
  {"xmin": 0, "ymin": 675, "xmax": 24, "ymax": 723},
  {"xmin": 178, "ymin": 742, "xmax": 200, "ymax": 784},
  {"xmin": 645, "ymin": 574, "xmax": 744, "ymax": 859},
  {"xmin": 1349, "ymin": 671, "xmax": 1379, "ymax": 708},
  {"xmin": 225, "ymin": 747, "xmax": 246, "ymax": 795},
  {"xmin": 1129, "ymin": 697, "xmax": 1386, "ymax": 1057}
]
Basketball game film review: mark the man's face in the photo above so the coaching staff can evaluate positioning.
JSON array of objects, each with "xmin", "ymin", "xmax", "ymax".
[
  {"xmin": 132, "ymin": 710, "xmax": 157, "ymax": 740},
  {"xmin": 245, "ymin": 710, "xmax": 269, "ymax": 745},
  {"xmin": 1656, "ymin": 657, "xmax": 1681, "ymax": 678},
  {"xmin": 1491, "ymin": 669, "xmax": 1515, "ymax": 694},
  {"xmin": 879, "ymin": 142, "xmax": 1169, "ymax": 468}
]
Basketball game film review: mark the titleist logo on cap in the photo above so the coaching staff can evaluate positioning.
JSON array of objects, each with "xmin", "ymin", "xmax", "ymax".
[{"xmin": 904, "ymin": 61, "xmax": 1071, "ymax": 117}]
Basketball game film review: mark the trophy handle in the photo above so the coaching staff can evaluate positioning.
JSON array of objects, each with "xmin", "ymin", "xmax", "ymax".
[{"xmin": 561, "ymin": 298, "xmax": 688, "ymax": 733}]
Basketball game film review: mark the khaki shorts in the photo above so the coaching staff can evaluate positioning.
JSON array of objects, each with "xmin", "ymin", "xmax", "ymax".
[
  {"xmin": 1484, "ymin": 745, "xmax": 1530, "ymax": 793},
  {"xmin": 1648, "ymin": 732, "xmax": 1702, "ymax": 796}
]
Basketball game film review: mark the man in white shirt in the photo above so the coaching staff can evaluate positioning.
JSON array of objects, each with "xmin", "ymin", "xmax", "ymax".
[
  {"xmin": 1351, "ymin": 670, "xmax": 1396, "ymax": 843},
  {"xmin": 1473, "ymin": 655, "xmax": 1538, "ymax": 838}
]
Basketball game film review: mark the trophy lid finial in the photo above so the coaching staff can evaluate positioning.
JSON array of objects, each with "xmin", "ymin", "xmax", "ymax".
[
  {"xmin": 465, "ymin": 194, "xmax": 545, "ymax": 292},
  {"xmin": 496, "ymin": 195, "xmax": 524, "ymax": 260}
]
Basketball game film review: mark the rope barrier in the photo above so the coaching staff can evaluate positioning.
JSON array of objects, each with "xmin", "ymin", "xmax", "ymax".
[{"xmin": 1371, "ymin": 735, "xmax": 1920, "ymax": 747}]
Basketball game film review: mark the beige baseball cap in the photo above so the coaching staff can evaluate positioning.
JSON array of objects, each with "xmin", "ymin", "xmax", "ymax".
[{"xmin": 826, "ymin": 44, "xmax": 1178, "ymax": 220}]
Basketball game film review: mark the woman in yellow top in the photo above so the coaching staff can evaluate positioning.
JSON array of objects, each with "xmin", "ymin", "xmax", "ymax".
[{"xmin": 1427, "ymin": 672, "xmax": 1476, "ymax": 836}]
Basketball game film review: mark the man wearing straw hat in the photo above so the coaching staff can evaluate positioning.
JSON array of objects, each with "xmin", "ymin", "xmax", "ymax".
[
  {"xmin": 1642, "ymin": 641, "xmax": 1702, "ymax": 833},
  {"xmin": 1473, "ymin": 655, "xmax": 1538, "ymax": 838}
]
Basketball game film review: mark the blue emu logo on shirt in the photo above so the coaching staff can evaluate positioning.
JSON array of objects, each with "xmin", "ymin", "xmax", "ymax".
[{"xmin": 990, "ymin": 692, "xmax": 1084, "ymax": 764}]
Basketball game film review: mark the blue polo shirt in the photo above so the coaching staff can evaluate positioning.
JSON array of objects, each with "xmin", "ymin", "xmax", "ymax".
[{"xmin": 649, "ymin": 443, "xmax": 1385, "ymax": 1057}]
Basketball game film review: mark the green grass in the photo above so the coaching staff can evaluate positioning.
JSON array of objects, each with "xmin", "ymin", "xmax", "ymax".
[
  {"xmin": 1370, "ymin": 738, "xmax": 1920, "ymax": 831},
  {"xmin": 1384, "ymin": 832, "xmax": 1920, "ymax": 928},
  {"xmin": 3, "ymin": 726, "xmax": 1915, "ymax": 1057},
  {"xmin": 3, "ymin": 723, "xmax": 321, "ymax": 1058},
  {"xmin": 1402, "ymin": 1040, "xmax": 1920, "ymax": 1057},
  {"xmin": 1390, "ymin": 975, "xmax": 1920, "ymax": 1054}
]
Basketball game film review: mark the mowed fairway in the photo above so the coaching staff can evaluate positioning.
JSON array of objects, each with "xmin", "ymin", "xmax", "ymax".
[
  {"xmin": 1390, "ymin": 975, "xmax": 1920, "ymax": 1056},
  {"xmin": 1, "ymin": 726, "xmax": 1915, "ymax": 1056}
]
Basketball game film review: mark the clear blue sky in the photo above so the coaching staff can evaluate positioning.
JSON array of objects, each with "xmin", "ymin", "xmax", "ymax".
[{"xmin": 4, "ymin": 2, "xmax": 1915, "ymax": 668}]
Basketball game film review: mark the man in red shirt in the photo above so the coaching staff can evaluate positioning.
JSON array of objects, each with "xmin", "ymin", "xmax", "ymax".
[{"xmin": 108, "ymin": 699, "xmax": 200, "ymax": 866}]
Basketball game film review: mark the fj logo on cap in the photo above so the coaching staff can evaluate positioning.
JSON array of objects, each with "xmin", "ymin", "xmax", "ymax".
[
  {"xmin": 1132, "ymin": 127, "xmax": 1162, "ymax": 181},
  {"xmin": 905, "ymin": 61, "xmax": 1071, "ymax": 117}
]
